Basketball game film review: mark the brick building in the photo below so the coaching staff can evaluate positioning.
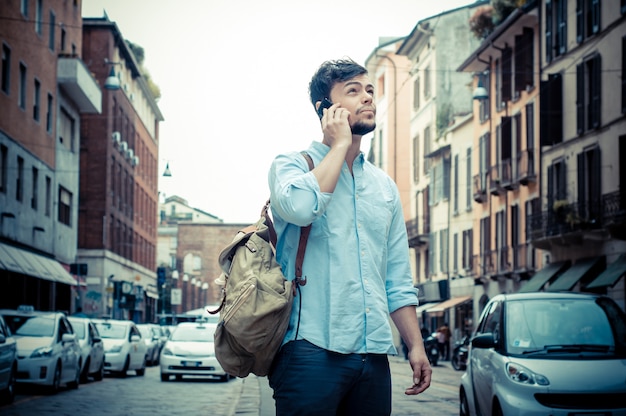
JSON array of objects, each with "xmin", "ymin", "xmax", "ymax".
[
  {"xmin": 76, "ymin": 16, "xmax": 163, "ymax": 322},
  {"xmin": 0, "ymin": 0, "xmax": 100, "ymax": 311}
]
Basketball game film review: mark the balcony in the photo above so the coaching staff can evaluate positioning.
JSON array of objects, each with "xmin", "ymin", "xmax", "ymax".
[
  {"xmin": 488, "ymin": 165, "xmax": 505, "ymax": 196},
  {"xmin": 473, "ymin": 174, "xmax": 487, "ymax": 203},
  {"xmin": 57, "ymin": 57, "xmax": 102, "ymax": 114},
  {"xmin": 512, "ymin": 242, "xmax": 535, "ymax": 274},
  {"xmin": 406, "ymin": 218, "xmax": 429, "ymax": 247},
  {"xmin": 500, "ymin": 159, "xmax": 518, "ymax": 191},
  {"xmin": 528, "ymin": 199, "xmax": 606, "ymax": 250},
  {"xmin": 517, "ymin": 149, "xmax": 536, "ymax": 186},
  {"xmin": 602, "ymin": 190, "xmax": 626, "ymax": 240},
  {"xmin": 472, "ymin": 250, "xmax": 496, "ymax": 283}
]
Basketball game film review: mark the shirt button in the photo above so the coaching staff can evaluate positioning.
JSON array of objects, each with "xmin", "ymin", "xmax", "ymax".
[{"xmin": 366, "ymin": 308, "xmax": 370, "ymax": 313}]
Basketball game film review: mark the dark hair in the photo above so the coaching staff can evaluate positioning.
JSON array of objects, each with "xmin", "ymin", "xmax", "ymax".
[{"xmin": 308, "ymin": 58, "xmax": 368, "ymax": 110}]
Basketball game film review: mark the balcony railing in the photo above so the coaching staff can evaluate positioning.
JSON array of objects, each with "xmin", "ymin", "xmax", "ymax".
[
  {"xmin": 500, "ymin": 159, "xmax": 518, "ymax": 191},
  {"xmin": 517, "ymin": 149, "xmax": 536, "ymax": 186},
  {"xmin": 473, "ymin": 174, "xmax": 487, "ymax": 203},
  {"xmin": 472, "ymin": 250, "xmax": 496, "ymax": 279},
  {"xmin": 488, "ymin": 165, "xmax": 505, "ymax": 196},
  {"xmin": 512, "ymin": 242, "xmax": 535, "ymax": 272},
  {"xmin": 406, "ymin": 217, "xmax": 429, "ymax": 247}
]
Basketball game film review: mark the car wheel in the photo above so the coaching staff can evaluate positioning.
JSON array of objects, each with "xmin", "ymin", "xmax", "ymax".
[
  {"xmin": 93, "ymin": 360, "xmax": 104, "ymax": 381},
  {"xmin": 80, "ymin": 358, "xmax": 90, "ymax": 383},
  {"xmin": 49, "ymin": 362, "xmax": 62, "ymax": 394},
  {"xmin": 68, "ymin": 361, "xmax": 81, "ymax": 389},
  {"xmin": 492, "ymin": 401, "xmax": 503, "ymax": 416},
  {"xmin": 136, "ymin": 357, "xmax": 146, "ymax": 376},
  {"xmin": 0, "ymin": 363, "xmax": 16, "ymax": 404},
  {"xmin": 460, "ymin": 388, "xmax": 470, "ymax": 416},
  {"xmin": 160, "ymin": 373, "xmax": 169, "ymax": 382},
  {"xmin": 119, "ymin": 356, "xmax": 130, "ymax": 378}
]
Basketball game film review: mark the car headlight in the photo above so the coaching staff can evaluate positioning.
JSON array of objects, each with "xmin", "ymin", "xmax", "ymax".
[
  {"xmin": 31, "ymin": 346, "xmax": 54, "ymax": 358},
  {"xmin": 505, "ymin": 362, "xmax": 549, "ymax": 386},
  {"xmin": 161, "ymin": 346, "xmax": 172, "ymax": 356},
  {"xmin": 107, "ymin": 344, "xmax": 123, "ymax": 353}
]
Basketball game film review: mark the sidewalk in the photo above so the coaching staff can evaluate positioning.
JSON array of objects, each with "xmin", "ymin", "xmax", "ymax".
[{"xmin": 230, "ymin": 356, "xmax": 458, "ymax": 415}]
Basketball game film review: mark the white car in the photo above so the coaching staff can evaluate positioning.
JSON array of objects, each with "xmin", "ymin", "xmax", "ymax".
[
  {"xmin": 68, "ymin": 317, "xmax": 105, "ymax": 382},
  {"xmin": 136, "ymin": 324, "xmax": 160, "ymax": 365},
  {"xmin": 0, "ymin": 314, "xmax": 17, "ymax": 403},
  {"xmin": 92, "ymin": 319, "xmax": 147, "ymax": 377},
  {"xmin": 160, "ymin": 321, "xmax": 230, "ymax": 382},
  {"xmin": 0, "ymin": 307, "xmax": 81, "ymax": 393},
  {"xmin": 460, "ymin": 292, "xmax": 626, "ymax": 416}
]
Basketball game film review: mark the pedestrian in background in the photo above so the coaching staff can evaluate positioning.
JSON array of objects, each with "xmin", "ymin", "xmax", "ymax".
[
  {"xmin": 267, "ymin": 58, "xmax": 432, "ymax": 415},
  {"xmin": 437, "ymin": 323, "xmax": 451, "ymax": 361}
]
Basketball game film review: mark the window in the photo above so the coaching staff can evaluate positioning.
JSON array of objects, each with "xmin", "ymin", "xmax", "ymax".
[
  {"xmin": 423, "ymin": 126, "xmax": 431, "ymax": 174},
  {"xmin": 495, "ymin": 58, "xmax": 502, "ymax": 109},
  {"xmin": 377, "ymin": 74, "xmax": 385, "ymax": 97},
  {"xmin": 466, "ymin": 148, "xmax": 472, "ymax": 210},
  {"xmin": 496, "ymin": 209, "xmax": 507, "ymax": 272},
  {"xmin": 545, "ymin": 0, "xmax": 567, "ymax": 63},
  {"xmin": 576, "ymin": 0, "xmax": 600, "ymax": 43},
  {"xmin": 21, "ymin": 0, "xmax": 28, "ymax": 16},
  {"xmin": 46, "ymin": 93, "xmax": 53, "ymax": 132},
  {"xmin": 16, "ymin": 156, "xmax": 24, "ymax": 202},
  {"xmin": 525, "ymin": 103, "xmax": 535, "ymax": 177},
  {"xmin": 501, "ymin": 46, "xmax": 512, "ymax": 103},
  {"xmin": 511, "ymin": 205, "xmax": 520, "ymax": 266},
  {"xmin": 622, "ymin": 36, "xmax": 626, "ymax": 114},
  {"xmin": 412, "ymin": 134, "xmax": 420, "ymax": 182},
  {"xmin": 1, "ymin": 44, "xmax": 10, "ymax": 94},
  {"xmin": 31, "ymin": 167, "xmax": 38, "ymax": 210},
  {"xmin": 576, "ymin": 54, "xmax": 602, "ymax": 134},
  {"xmin": 18, "ymin": 62, "xmax": 26, "ymax": 109},
  {"xmin": 440, "ymin": 229, "xmax": 449, "ymax": 274},
  {"xmin": 61, "ymin": 28, "xmax": 66, "ymax": 52},
  {"xmin": 48, "ymin": 11, "xmax": 56, "ymax": 51},
  {"xmin": 58, "ymin": 186, "xmax": 71, "ymax": 225},
  {"xmin": 413, "ymin": 76, "xmax": 420, "ymax": 109},
  {"xmin": 377, "ymin": 129, "xmax": 383, "ymax": 169},
  {"xmin": 423, "ymin": 66, "xmax": 431, "ymax": 99},
  {"xmin": 453, "ymin": 154, "xmax": 459, "ymax": 214},
  {"xmin": 429, "ymin": 232, "xmax": 437, "ymax": 275},
  {"xmin": 453, "ymin": 233, "xmax": 458, "ymax": 273},
  {"xmin": 478, "ymin": 72, "xmax": 490, "ymax": 122},
  {"xmin": 480, "ymin": 216, "xmax": 491, "ymax": 274},
  {"xmin": 540, "ymin": 73, "xmax": 563, "ymax": 145},
  {"xmin": 577, "ymin": 146, "xmax": 601, "ymax": 222},
  {"xmin": 35, "ymin": 0, "xmax": 42, "ymax": 35},
  {"xmin": 59, "ymin": 108, "xmax": 75, "ymax": 151},
  {"xmin": 45, "ymin": 176, "xmax": 51, "ymax": 216},
  {"xmin": 462, "ymin": 229, "xmax": 473, "ymax": 271},
  {"xmin": 514, "ymin": 27, "xmax": 534, "ymax": 93},
  {"xmin": 33, "ymin": 79, "xmax": 40, "ymax": 121},
  {"xmin": 478, "ymin": 133, "xmax": 490, "ymax": 191},
  {"xmin": 547, "ymin": 159, "xmax": 568, "ymax": 216},
  {"xmin": 0, "ymin": 145, "xmax": 7, "ymax": 193}
]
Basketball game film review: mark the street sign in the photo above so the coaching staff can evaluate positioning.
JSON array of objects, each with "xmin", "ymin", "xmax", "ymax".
[{"xmin": 171, "ymin": 288, "xmax": 182, "ymax": 305}]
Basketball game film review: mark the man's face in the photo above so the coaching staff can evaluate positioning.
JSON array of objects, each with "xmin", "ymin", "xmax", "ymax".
[{"xmin": 328, "ymin": 74, "xmax": 376, "ymax": 136}]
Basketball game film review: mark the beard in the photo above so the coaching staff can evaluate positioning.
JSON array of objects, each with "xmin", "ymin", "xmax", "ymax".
[{"xmin": 351, "ymin": 120, "xmax": 376, "ymax": 136}]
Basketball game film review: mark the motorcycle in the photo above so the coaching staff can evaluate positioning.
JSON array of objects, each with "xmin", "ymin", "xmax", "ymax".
[
  {"xmin": 423, "ymin": 333, "xmax": 439, "ymax": 366},
  {"xmin": 451, "ymin": 335, "xmax": 469, "ymax": 371}
]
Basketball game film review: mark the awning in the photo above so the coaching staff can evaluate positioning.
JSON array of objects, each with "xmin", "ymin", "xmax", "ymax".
[
  {"xmin": 425, "ymin": 295, "xmax": 472, "ymax": 314},
  {"xmin": 546, "ymin": 257, "xmax": 605, "ymax": 292},
  {"xmin": 415, "ymin": 303, "xmax": 436, "ymax": 315},
  {"xmin": 0, "ymin": 242, "xmax": 76, "ymax": 285},
  {"xmin": 518, "ymin": 261, "xmax": 570, "ymax": 293},
  {"xmin": 586, "ymin": 254, "xmax": 626, "ymax": 290}
]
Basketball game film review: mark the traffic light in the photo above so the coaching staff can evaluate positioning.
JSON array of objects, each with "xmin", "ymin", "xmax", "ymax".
[{"xmin": 157, "ymin": 267, "xmax": 166, "ymax": 286}]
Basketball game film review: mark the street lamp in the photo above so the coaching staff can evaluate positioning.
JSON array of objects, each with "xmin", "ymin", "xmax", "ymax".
[
  {"xmin": 182, "ymin": 273, "xmax": 189, "ymax": 313},
  {"xmin": 171, "ymin": 270, "xmax": 179, "ymax": 315}
]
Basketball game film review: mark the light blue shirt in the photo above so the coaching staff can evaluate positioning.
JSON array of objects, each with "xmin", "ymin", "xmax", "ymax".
[{"xmin": 268, "ymin": 141, "xmax": 418, "ymax": 355}]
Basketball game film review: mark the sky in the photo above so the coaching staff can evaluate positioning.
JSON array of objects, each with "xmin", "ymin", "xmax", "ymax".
[{"xmin": 82, "ymin": 0, "xmax": 475, "ymax": 223}]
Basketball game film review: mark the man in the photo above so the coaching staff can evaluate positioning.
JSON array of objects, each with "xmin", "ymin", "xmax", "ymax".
[{"xmin": 268, "ymin": 58, "xmax": 432, "ymax": 415}]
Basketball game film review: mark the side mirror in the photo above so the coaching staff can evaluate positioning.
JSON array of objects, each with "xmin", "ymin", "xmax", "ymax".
[
  {"xmin": 131, "ymin": 335, "xmax": 141, "ymax": 343},
  {"xmin": 93, "ymin": 336, "xmax": 102, "ymax": 344},
  {"xmin": 62, "ymin": 333, "xmax": 76, "ymax": 343},
  {"xmin": 471, "ymin": 333, "xmax": 495, "ymax": 349}
]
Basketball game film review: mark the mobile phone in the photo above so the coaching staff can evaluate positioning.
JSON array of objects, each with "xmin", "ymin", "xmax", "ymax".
[{"xmin": 317, "ymin": 98, "xmax": 333, "ymax": 119}]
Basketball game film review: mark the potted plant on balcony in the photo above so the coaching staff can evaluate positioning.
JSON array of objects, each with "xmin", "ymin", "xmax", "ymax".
[{"xmin": 552, "ymin": 200, "xmax": 581, "ymax": 228}]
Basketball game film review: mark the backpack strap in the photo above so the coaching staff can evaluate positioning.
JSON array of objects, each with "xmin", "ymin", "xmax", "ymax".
[{"xmin": 293, "ymin": 152, "xmax": 314, "ymax": 294}]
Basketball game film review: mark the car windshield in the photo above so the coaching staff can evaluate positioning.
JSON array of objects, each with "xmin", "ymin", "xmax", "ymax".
[
  {"xmin": 4, "ymin": 315, "xmax": 55, "ymax": 337},
  {"xmin": 69, "ymin": 320, "xmax": 86, "ymax": 339},
  {"xmin": 95, "ymin": 322, "xmax": 127, "ymax": 339},
  {"xmin": 137, "ymin": 326, "xmax": 152, "ymax": 338},
  {"xmin": 170, "ymin": 325, "xmax": 216, "ymax": 342},
  {"xmin": 505, "ymin": 298, "xmax": 615, "ymax": 355}
]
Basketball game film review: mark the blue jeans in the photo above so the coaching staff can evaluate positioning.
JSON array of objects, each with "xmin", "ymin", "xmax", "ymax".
[{"xmin": 268, "ymin": 340, "xmax": 392, "ymax": 416}]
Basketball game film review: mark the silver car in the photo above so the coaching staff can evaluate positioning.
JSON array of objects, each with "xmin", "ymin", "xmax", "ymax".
[
  {"xmin": 160, "ymin": 321, "xmax": 230, "ymax": 382},
  {"xmin": 460, "ymin": 292, "xmax": 626, "ymax": 416},
  {"xmin": 0, "ymin": 307, "xmax": 81, "ymax": 393},
  {"xmin": 0, "ymin": 314, "xmax": 17, "ymax": 403},
  {"xmin": 68, "ymin": 317, "xmax": 105, "ymax": 382}
]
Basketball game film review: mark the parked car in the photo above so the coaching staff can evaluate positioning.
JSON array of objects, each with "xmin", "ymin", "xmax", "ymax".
[
  {"xmin": 460, "ymin": 292, "xmax": 626, "ymax": 416},
  {"xmin": 0, "ymin": 306, "xmax": 81, "ymax": 393},
  {"xmin": 67, "ymin": 317, "xmax": 105, "ymax": 382},
  {"xmin": 0, "ymin": 314, "xmax": 17, "ymax": 403},
  {"xmin": 136, "ymin": 324, "xmax": 160, "ymax": 365},
  {"xmin": 160, "ymin": 321, "xmax": 230, "ymax": 382},
  {"xmin": 91, "ymin": 318, "xmax": 147, "ymax": 377}
]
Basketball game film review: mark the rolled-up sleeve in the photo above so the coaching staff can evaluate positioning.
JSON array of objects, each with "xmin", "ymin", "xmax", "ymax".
[{"xmin": 269, "ymin": 151, "xmax": 331, "ymax": 227}]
